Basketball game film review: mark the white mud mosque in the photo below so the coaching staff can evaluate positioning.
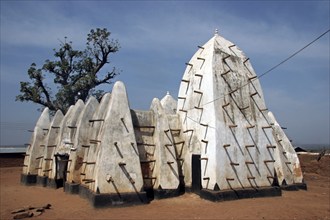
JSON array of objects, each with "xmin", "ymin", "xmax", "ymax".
[{"xmin": 21, "ymin": 31, "xmax": 306, "ymax": 207}]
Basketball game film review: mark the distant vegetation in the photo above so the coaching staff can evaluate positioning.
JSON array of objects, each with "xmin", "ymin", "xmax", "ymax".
[{"xmin": 295, "ymin": 144, "xmax": 330, "ymax": 152}]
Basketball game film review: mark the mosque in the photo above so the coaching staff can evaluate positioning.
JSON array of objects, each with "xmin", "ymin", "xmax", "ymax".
[{"xmin": 21, "ymin": 31, "xmax": 306, "ymax": 207}]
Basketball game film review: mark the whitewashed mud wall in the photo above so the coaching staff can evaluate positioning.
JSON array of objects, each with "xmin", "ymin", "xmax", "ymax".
[
  {"xmin": 89, "ymin": 82, "xmax": 144, "ymax": 194},
  {"xmin": 48, "ymin": 100, "xmax": 84, "ymax": 184},
  {"xmin": 177, "ymin": 32, "xmax": 277, "ymax": 191},
  {"xmin": 149, "ymin": 98, "xmax": 180, "ymax": 192},
  {"xmin": 37, "ymin": 110, "xmax": 63, "ymax": 185},
  {"xmin": 268, "ymin": 111, "xmax": 304, "ymax": 186},
  {"xmin": 22, "ymin": 32, "xmax": 306, "ymax": 206},
  {"xmin": 81, "ymin": 93, "xmax": 111, "ymax": 189},
  {"xmin": 66, "ymin": 96, "xmax": 99, "ymax": 185},
  {"xmin": 22, "ymin": 108, "xmax": 50, "ymax": 181}
]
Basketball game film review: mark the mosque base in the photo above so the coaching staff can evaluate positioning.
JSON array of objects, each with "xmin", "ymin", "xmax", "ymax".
[
  {"xmin": 281, "ymin": 183, "xmax": 307, "ymax": 191},
  {"xmin": 36, "ymin": 175, "xmax": 48, "ymax": 187},
  {"xmin": 47, "ymin": 178, "xmax": 60, "ymax": 189},
  {"xmin": 64, "ymin": 182, "xmax": 80, "ymax": 194},
  {"xmin": 79, "ymin": 185, "xmax": 149, "ymax": 208},
  {"xmin": 200, "ymin": 186, "xmax": 282, "ymax": 202},
  {"xmin": 154, "ymin": 187, "xmax": 183, "ymax": 199},
  {"xmin": 20, "ymin": 173, "xmax": 37, "ymax": 185}
]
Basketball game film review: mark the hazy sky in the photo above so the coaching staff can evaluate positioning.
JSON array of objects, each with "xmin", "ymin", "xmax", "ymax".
[{"xmin": 1, "ymin": 1, "xmax": 329, "ymax": 146}]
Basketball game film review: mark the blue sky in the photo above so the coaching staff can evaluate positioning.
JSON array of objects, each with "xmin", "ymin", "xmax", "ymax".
[{"xmin": 1, "ymin": 1, "xmax": 329, "ymax": 146}]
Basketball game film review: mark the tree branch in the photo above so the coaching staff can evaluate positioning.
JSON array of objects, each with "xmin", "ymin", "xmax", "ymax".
[{"xmin": 17, "ymin": 28, "xmax": 120, "ymax": 114}]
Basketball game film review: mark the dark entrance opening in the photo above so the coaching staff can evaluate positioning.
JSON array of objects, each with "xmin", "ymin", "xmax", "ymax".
[
  {"xmin": 54, "ymin": 153, "xmax": 69, "ymax": 188},
  {"xmin": 191, "ymin": 154, "xmax": 201, "ymax": 193}
]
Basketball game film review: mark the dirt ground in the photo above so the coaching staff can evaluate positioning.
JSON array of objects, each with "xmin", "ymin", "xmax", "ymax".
[{"xmin": 0, "ymin": 154, "xmax": 329, "ymax": 220}]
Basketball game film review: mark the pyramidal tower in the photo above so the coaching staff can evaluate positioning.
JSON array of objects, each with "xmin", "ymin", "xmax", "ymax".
[
  {"xmin": 21, "ymin": 31, "xmax": 306, "ymax": 206},
  {"xmin": 177, "ymin": 30, "xmax": 305, "ymax": 199}
]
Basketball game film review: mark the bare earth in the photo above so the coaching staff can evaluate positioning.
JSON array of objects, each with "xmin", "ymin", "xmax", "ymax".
[{"xmin": 0, "ymin": 154, "xmax": 329, "ymax": 220}]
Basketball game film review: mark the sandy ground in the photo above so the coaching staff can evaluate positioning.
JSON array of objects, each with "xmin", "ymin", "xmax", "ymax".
[{"xmin": 0, "ymin": 154, "xmax": 329, "ymax": 220}]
